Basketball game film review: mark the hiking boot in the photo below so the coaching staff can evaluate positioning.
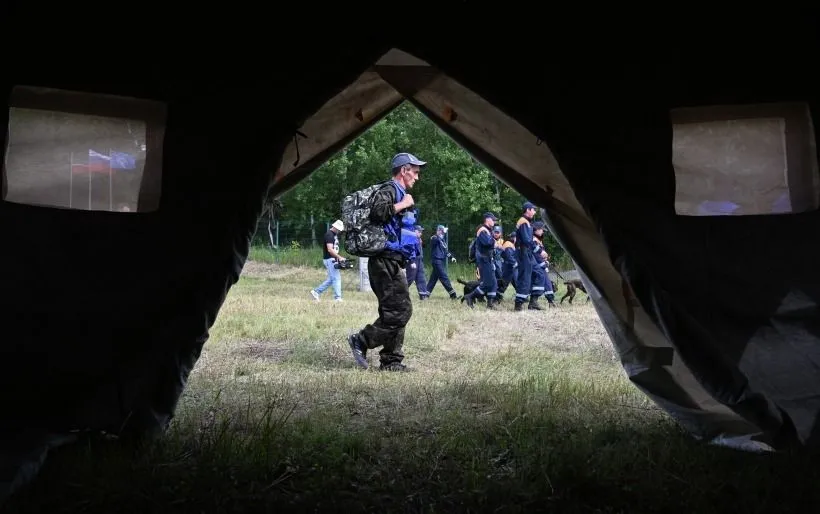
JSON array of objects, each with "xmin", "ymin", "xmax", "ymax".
[
  {"xmin": 514, "ymin": 301, "xmax": 525, "ymax": 312},
  {"xmin": 348, "ymin": 334, "xmax": 368, "ymax": 369},
  {"xmin": 309, "ymin": 289, "xmax": 320, "ymax": 301},
  {"xmin": 449, "ymin": 292, "xmax": 458, "ymax": 300},
  {"xmin": 528, "ymin": 297, "xmax": 543, "ymax": 310},
  {"xmin": 379, "ymin": 362, "xmax": 409, "ymax": 372},
  {"xmin": 486, "ymin": 297, "xmax": 497, "ymax": 310}
]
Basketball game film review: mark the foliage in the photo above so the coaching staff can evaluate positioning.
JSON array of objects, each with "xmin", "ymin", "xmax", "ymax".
[
  {"xmin": 277, "ymin": 102, "xmax": 525, "ymax": 234},
  {"xmin": 268, "ymin": 101, "xmax": 568, "ymax": 265}
]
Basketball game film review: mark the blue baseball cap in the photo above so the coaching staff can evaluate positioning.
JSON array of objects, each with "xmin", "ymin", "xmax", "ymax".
[
  {"xmin": 391, "ymin": 152, "xmax": 427, "ymax": 169},
  {"xmin": 436, "ymin": 224, "xmax": 446, "ymax": 231},
  {"xmin": 483, "ymin": 212, "xmax": 498, "ymax": 221},
  {"xmin": 523, "ymin": 201, "xmax": 535, "ymax": 211},
  {"xmin": 532, "ymin": 221, "xmax": 545, "ymax": 230},
  {"xmin": 414, "ymin": 225, "xmax": 424, "ymax": 231},
  {"xmin": 493, "ymin": 226, "xmax": 502, "ymax": 233}
]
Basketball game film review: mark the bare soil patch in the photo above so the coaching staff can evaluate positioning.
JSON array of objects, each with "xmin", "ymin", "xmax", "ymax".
[
  {"xmin": 232, "ymin": 339, "xmax": 293, "ymax": 362},
  {"xmin": 240, "ymin": 261, "xmax": 306, "ymax": 280}
]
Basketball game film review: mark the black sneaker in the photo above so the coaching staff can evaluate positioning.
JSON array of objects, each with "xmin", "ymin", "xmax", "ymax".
[
  {"xmin": 348, "ymin": 334, "xmax": 368, "ymax": 369},
  {"xmin": 379, "ymin": 362, "xmax": 409, "ymax": 372}
]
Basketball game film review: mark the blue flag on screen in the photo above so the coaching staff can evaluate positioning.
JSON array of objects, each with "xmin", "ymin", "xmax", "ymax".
[
  {"xmin": 86, "ymin": 149, "xmax": 137, "ymax": 172},
  {"xmin": 110, "ymin": 151, "xmax": 137, "ymax": 170}
]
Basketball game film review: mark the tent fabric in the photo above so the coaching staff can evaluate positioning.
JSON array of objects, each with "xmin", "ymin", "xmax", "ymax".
[
  {"xmin": 2, "ymin": 9, "xmax": 820, "ymax": 501},
  {"xmin": 271, "ymin": 49, "xmax": 801, "ymax": 448}
]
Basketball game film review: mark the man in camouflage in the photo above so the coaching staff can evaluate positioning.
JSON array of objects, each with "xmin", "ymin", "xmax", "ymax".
[{"xmin": 348, "ymin": 152, "xmax": 425, "ymax": 372}]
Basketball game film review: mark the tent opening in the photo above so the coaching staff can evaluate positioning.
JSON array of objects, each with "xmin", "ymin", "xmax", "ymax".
[{"xmin": 259, "ymin": 47, "xmax": 806, "ymax": 456}]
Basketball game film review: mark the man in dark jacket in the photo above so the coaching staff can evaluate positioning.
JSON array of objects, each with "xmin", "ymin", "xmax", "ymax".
[
  {"xmin": 425, "ymin": 224, "xmax": 458, "ymax": 299},
  {"xmin": 348, "ymin": 152, "xmax": 424, "ymax": 372},
  {"xmin": 514, "ymin": 201, "xmax": 538, "ymax": 311},
  {"xmin": 462, "ymin": 212, "xmax": 500, "ymax": 309}
]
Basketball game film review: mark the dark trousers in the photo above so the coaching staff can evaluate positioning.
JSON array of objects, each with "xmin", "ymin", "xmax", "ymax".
[
  {"xmin": 498, "ymin": 276, "xmax": 516, "ymax": 295},
  {"xmin": 406, "ymin": 257, "xmax": 429, "ymax": 298},
  {"xmin": 500, "ymin": 264, "xmax": 517, "ymax": 294},
  {"xmin": 515, "ymin": 254, "xmax": 533, "ymax": 303},
  {"xmin": 531, "ymin": 265, "xmax": 546, "ymax": 298},
  {"xmin": 358, "ymin": 256, "xmax": 412, "ymax": 366},
  {"xmin": 477, "ymin": 258, "xmax": 497, "ymax": 297},
  {"xmin": 426, "ymin": 259, "xmax": 455, "ymax": 296}
]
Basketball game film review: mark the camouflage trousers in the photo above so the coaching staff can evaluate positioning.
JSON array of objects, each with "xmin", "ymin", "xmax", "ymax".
[{"xmin": 357, "ymin": 256, "xmax": 413, "ymax": 366}]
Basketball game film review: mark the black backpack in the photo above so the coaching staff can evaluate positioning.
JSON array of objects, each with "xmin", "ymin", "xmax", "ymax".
[{"xmin": 467, "ymin": 239, "xmax": 476, "ymax": 263}]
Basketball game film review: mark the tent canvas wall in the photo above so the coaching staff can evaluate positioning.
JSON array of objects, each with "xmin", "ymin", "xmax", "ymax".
[{"xmin": 2, "ymin": 8, "xmax": 820, "ymax": 501}]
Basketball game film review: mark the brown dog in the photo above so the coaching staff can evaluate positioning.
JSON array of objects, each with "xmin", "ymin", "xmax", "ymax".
[{"xmin": 560, "ymin": 279, "xmax": 590, "ymax": 304}]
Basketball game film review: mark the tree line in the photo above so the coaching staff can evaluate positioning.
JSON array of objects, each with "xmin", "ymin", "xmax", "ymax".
[{"xmin": 260, "ymin": 102, "xmax": 569, "ymax": 266}]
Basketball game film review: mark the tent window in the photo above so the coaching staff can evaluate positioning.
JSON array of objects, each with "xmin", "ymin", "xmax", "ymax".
[
  {"xmin": 2, "ymin": 86, "xmax": 165, "ymax": 212},
  {"xmin": 671, "ymin": 102, "xmax": 819, "ymax": 216}
]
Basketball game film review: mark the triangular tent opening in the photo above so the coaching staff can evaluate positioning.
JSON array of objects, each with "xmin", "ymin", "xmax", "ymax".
[
  {"xmin": 4, "ymin": 37, "xmax": 820, "ymax": 503},
  {"xmin": 269, "ymin": 48, "xmax": 786, "ymax": 452}
]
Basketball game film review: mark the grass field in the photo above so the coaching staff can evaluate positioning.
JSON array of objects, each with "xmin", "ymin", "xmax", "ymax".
[{"xmin": 6, "ymin": 257, "xmax": 820, "ymax": 513}]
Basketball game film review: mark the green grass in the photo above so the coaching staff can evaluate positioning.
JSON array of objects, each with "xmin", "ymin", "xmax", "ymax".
[{"xmin": 6, "ymin": 260, "xmax": 820, "ymax": 513}]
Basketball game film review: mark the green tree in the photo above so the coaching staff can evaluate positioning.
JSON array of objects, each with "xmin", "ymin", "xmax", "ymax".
[{"xmin": 273, "ymin": 101, "xmax": 567, "ymax": 265}]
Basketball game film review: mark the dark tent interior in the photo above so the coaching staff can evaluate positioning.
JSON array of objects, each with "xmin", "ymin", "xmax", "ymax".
[{"xmin": 2, "ymin": 6, "xmax": 820, "ymax": 507}]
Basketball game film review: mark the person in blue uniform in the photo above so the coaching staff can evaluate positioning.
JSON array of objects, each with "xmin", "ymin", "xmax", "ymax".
[
  {"xmin": 463, "ymin": 212, "xmax": 500, "ymax": 309},
  {"xmin": 528, "ymin": 220, "xmax": 548, "ymax": 310},
  {"xmin": 405, "ymin": 224, "xmax": 430, "ymax": 300},
  {"xmin": 514, "ymin": 201, "xmax": 537, "ymax": 311},
  {"xmin": 425, "ymin": 225, "xmax": 458, "ymax": 300},
  {"xmin": 498, "ymin": 232, "xmax": 518, "ymax": 298}
]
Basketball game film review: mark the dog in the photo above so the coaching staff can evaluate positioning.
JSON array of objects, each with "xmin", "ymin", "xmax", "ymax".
[
  {"xmin": 459, "ymin": 278, "xmax": 557, "ymax": 305},
  {"xmin": 457, "ymin": 278, "xmax": 507, "ymax": 303},
  {"xmin": 560, "ymin": 279, "xmax": 590, "ymax": 304}
]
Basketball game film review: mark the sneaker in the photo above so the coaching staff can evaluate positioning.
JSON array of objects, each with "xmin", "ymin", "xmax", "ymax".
[
  {"xmin": 348, "ymin": 334, "xmax": 368, "ymax": 369},
  {"xmin": 379, "ymin": 362, "xmax": 409, "ymax": 372},
  {"xmin": 310, "ymin": 289, "xmax": 320, "ymax": 301}
]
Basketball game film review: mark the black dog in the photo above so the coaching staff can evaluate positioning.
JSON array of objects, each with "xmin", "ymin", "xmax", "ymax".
[
  {"xmin": 457, "ymin": 278, "xmax": 507, "ymax": 303},
  {"xmin": 560, "ymin": 279, "xmax": 590, "ymax": 304}
]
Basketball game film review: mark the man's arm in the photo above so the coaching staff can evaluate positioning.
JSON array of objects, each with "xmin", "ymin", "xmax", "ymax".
[
  {"xmin": 477, "ymin": 228, "xmax": 494, "ymax": 247},
  {"xmin": 369, "ymin": 187, "xmax": 399, "ymax": 223},
  {"xmin": 325, "ymin": 243, "xmax": 344, "ymax": 260},
  {"xmin": 521, "ymin": 225, "xmax": 534, "ymax": 248},
  {"xmin": 324, "ymin": 233, "xmax": 344, "ymax": 260},
  {"xmin": 444, "ymin": 236, "xmax": 456, "ymax": 261}
]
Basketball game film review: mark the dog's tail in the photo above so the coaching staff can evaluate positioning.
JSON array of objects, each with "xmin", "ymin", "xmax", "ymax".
[{"xmin": 457, "ymin": 278, "xmax": 470, "ymax": 286}]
